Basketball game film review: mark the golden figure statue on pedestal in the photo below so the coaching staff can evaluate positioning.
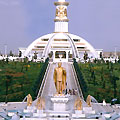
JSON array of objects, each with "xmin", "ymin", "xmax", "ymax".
[
  {"xmin": 27, "ymin": 94, "xmax": 32, "ymax": 106},
  {"xmin": 86, "ymin": 95, "xmax": 91, "ymax": 107},
  {"xmin": 36, "ymin": 97, "xmax": 45, "ymax": 110},
  {"xmin": 54, "ymin": 62, "xmax": 66, "ymax": 94},
  {"xmin": 74, "ymin": 98, "xmax": 82, "ymax": 110}
]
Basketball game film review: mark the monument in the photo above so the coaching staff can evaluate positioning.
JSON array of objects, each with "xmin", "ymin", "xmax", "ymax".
[
  {"xmin": 74, "ymin": 98, "xmax": 83, "ymax": 110},
  {"xmin": 22, "ymin": 0, "xmax": 99, "ymax": 62},
  {"xmin": 0, "ymin": 0, "xmax": 117, "ymax": 120},
  {"xmin": 27, "ymin": 94, "xmax": 32, "ymax": 107},
  {"xmin": 83, "ymin": 95, "xmax": 96, "ymax": 114},
  {"xmin": 50, "ymin": 62, "xmax": 69, "ymax": 117},
  {"xmin": 72, "ymin": 98, "xmax": 85, "ymax": 118},
  {"xmin": 36, "ymin": 97, "xmax": 45, "ymax": 110},
  {"xmin": 24, "ymin": 94, "xmax": 36, "ymax": 113},
  {"xmin": 86, "ymin": 95, "xmax": 92, "ymax": 107},
  {"xmin": 33, "ymin": 97, "xmax": 46, "ymax": 117},
  {"xmin": 54, "ymin": 62, "xmax": 66, "ymax": 94}
]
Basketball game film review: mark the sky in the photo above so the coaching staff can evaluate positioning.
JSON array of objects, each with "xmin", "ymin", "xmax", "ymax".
[{"xmin": 0, "ymin": 0, "xmax": 120, "ymax": 54}]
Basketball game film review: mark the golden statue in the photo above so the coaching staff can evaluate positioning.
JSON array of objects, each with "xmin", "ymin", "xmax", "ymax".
[
  {"xmin": 54, "ymin": 62, "xmax": 66, "ymax": 94},
  {"xmin": 27, "ymin": 94, "xmax": 32, "ymax": 106},
  {"xmin": 64, "ymin": 8, "xmax": 67, "ymax": 17},
  {"xmin": 74, "ymin": 98, "xmax": 82, "ymax": 110},
  {"xmin": 36, "ymin": 97, "xmax": 45, "ymax": 110},
  {"xmin": 86, "ymin": 95, "xmax": 91, "ymax": 107}
]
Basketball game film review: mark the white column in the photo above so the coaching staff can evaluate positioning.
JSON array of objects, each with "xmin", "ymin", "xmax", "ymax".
[
  {"xmin": 66, "ymin": 51, "xmax": 68, "ymax": 62},
  {"xmin": 55, "ymin": 22, "xmax": 68, "ymax": 32},
  {"xmin": 53, "ymin": 51, "xmax": 56, "ymax": 62}
]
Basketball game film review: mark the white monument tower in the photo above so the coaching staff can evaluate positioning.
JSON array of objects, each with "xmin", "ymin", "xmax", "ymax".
[{"xmin": 23, "ymin": 0, "xmax": 98, "ymax": 62}]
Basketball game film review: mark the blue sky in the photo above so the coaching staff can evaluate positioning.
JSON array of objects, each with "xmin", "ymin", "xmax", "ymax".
[{"xmin": 0, "ymin": 0, "xmax": 120, "ymax": 54}]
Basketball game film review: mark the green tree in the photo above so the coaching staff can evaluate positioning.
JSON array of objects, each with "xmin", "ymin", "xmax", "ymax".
[
  {"xmin": 91, "ymin": 70, "xmax": 96, "ymax": 86},
  {"xmin": 100, "ymin": 67, "xmax": 105, "ymax": 88},
  {"xmin": 9, "ymin": 50, "xmax": 13, "ymax": 57},
  {"xmin": 6, "ymin": 57, "xmax": 9, "ymax": 64},
  {"xmin": 5, "ymin": 73, "xmax": 12, "ymax": 103},
  {"xmin": 83, "ymin": 51, "xmax": 88, "ymax": 62},
  {"xmin": 34, "ymin": 52, "xmax": 38, "ymax": 62},
  {"xmin": 24, "ymin": 57, "xmax": 28, "ymax": 63},
  {"xmin": 19, "ymin": 51, "xmax": 22, "ymax": 57},
  {"xmin": 100, "ymin": 52, "xmax": 103, "ymax": 59},
  {"xmin": 118, "ymin": 56, "xmax": 120, "ymax": 63},
  {"xmin": 112, "ymin": 76, "xmax": 119, "ymax": 98}
]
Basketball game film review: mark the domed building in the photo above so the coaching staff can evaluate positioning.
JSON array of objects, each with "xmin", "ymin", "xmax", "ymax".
[{"xmin": 23, "ymin": 0, "xmax": 98, "ymax": 62}]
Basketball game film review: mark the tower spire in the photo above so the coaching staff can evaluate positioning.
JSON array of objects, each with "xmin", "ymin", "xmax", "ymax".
[
  {"xmin": 54, "ymin": 0, "xmax": 69, "ymax": 33},
  {"xmin": 58, "ymin": 0, "xmax": 65, "ymax": 2}
]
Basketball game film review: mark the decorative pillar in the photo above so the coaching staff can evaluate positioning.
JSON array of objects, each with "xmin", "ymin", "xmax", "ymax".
[
  {"xmin": 66, "ymin": 51, "xmax": 69, "ymax": 62},
  {"xmin": 54, "ymin": 0, "xmax": 69, "ymax": 33},
  {"xmin": 53, "ymin": 51, "xmax": 56, "ymax": 62}
]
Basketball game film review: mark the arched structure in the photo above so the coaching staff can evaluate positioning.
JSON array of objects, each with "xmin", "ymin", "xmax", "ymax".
[{"xmin": 23, "ymin": 0, "xmax": 98, "ymax": 62}]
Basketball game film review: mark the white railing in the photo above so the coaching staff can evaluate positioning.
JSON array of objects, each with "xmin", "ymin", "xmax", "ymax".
[
  {"xmin": 37, "ymin": 63, "xmax": 50, "ymax": 98},
  {"xmin": 71, "ymin": 63, "xmax": 84, "ymax": 100}
]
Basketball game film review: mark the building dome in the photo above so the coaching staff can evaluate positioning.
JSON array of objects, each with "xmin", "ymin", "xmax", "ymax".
[{"xmin": 23, "ymin": 0, "xmax": 98, "ymax": 62}]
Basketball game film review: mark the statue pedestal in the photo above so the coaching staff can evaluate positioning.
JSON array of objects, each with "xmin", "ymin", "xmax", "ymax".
[
  {"xmin": 24, "ymin": 106, "xmax": 36, "ymax": 113},
  {"xmin": 33, "ymin": 110, "xmax": 46, "ymax": 117},
  {"xmin": 51, "ymin": 95, "xmax": 69, "ymax": 111},
  {"xmin": 83, "ymin": 107, "xmax": 95, "ymax": 114},
  {"xmin": 50, "ymin": 95, "xmax": 69, "ymax": 118},
  {"xmin": 72, "ymin": 110, "xmax": 85, "ymax": 118}
]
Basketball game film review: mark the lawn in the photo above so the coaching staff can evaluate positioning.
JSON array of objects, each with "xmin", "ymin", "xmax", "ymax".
[
  {"xmin": 78, "ymin": 62, "xmax": 120, "ymax": 103},
  {"xmin": 0, "ymin": 60, "xmax": 45, "ymax": 102}
]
